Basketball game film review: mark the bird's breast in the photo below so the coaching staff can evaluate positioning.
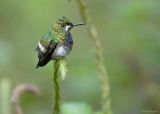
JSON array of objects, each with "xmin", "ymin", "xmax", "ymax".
[
  {"xmin": 54, "ymin": 45, "xmax": 67, "ymax": 57},
  {"xmin": 52, "ymin": 32, "xmax": 73, "ymax": 59}
]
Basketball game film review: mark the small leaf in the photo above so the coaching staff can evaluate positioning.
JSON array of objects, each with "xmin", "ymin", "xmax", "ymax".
[{"xmin": 61, "ymin": 102, "xmax": 93, "ymax": 114}]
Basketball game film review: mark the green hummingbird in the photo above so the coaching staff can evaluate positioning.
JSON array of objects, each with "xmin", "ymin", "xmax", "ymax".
[{"xmin": 36, "ymin": 17, "xmax": 84, "ymax": 68}]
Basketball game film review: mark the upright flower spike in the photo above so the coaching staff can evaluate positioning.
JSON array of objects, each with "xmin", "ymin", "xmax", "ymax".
[{"xmin": 75, "ymin": 0, "xmax": 112, "ymax": 114}]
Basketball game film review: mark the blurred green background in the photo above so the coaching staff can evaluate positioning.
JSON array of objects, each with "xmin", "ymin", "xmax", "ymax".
[{"xmin": 0, "ymin": 0, "xmax": 160, "ymax": 114}]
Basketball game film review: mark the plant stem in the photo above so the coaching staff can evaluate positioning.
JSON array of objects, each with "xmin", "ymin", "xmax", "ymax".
[
  {"xmin": 11, "ymin": 84, "xmax": 40, "ymax": 114},
  {"xmin": 75, "ymin": 0, "xmax": 112, "ymax": 114},
  {"xmin": 0, "ymin": 78, "xmax": 11, "ymax": 114},
  {"xmin": 53, "ymin": 60, "xmax": 60, "ymax": 114}
]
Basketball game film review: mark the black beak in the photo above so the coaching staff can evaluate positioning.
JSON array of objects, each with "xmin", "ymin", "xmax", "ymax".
[{"xmin": 73, "ymin": 23, "xmax": 85, "ymax": 27}]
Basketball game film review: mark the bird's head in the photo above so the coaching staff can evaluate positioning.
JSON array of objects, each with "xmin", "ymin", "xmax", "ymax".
[{"xmin": 56, "ymin": 16, "xmax": 84, "ymax": 32}]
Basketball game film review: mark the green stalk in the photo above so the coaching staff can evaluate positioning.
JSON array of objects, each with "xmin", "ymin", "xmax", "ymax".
[
  {"xmin": 53, "ymin": 58, "xmax": 67, "ymax": 114},
  {"xmin": 75, "ymin": 0, "xmax": 112, "ymax": 114},
  {"xmin": 0, "ymin": 78, "xmax": 11, "ymax": 114},
  {"xmin": 53, "ymin": 60, "xmax": 60, "ymax": 114}
]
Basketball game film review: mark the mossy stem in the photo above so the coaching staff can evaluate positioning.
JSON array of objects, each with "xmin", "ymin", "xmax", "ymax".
[
  {"xmin": 75, "ymin": 0, "xmax": 112, "ymax": 114},
  {"xmin": 53, "ymin": 60, "xmax": 60, "ymax": 114}
]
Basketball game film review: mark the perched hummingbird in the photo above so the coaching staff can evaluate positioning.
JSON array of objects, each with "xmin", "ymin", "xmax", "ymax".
[{"xmin": 36, "ymin": 17, "xmax": 84, "ymax": 68}]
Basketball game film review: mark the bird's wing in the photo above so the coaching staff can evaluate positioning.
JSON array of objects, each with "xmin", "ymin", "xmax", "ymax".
[
  {"xmin": 40, "ymin": 31, "xmax": 56, "ymax": 48},
  {"xmin": 36, "ymin": 29, "xmax": 64, "ymax": 68},
  {"xmin": 35, "ymin": 31, "xmax": 53, "ymax": 51},
  {"xmin": 36, "ymin": 40, "xmax": 57, "ymax": 68},
  {"xmin": 36, "ymin": 31, "xmax": 53, "ymax": 59}
]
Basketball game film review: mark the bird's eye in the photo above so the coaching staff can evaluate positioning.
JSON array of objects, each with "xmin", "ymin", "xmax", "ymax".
[{"xmin": 68, "ymin": 23, "xmax": 73, "ymax": 27}]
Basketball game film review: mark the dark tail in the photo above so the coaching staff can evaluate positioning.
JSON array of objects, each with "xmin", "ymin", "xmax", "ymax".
[
  {"xmin": 35, "ymin": 40, "xmax": 57, "ymax": 69},
  {"xmin": 36, "ymin": 63, "xmax": 39, "ymax": 69}
]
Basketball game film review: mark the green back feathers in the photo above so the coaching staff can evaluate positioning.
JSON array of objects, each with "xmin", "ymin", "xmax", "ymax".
[
  {"xmin": 40, "ymin": 17, "xmax": 71, "ymax": 48},
  {"xmin": 53, "ymin": 16, "xmax": 72, "ymax": 42},
  {"xmin": 40, "ymin": 31, "xmax": 53, "ymax": 48},
  {"xmin": 52, "ymin": 24, "xmax": 64, "ymax": 43}
]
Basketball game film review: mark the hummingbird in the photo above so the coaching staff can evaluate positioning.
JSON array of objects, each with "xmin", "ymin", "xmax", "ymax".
[{"xmin": 36, "ymin": 17, "xmax": 84, "ymax": 69}]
